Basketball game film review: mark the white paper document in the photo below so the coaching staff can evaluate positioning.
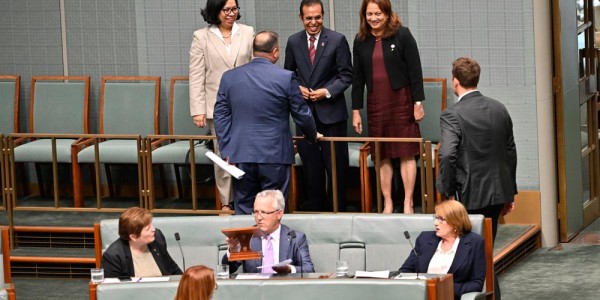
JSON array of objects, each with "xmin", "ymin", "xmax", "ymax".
[
  {"xmin": 205, "ymin": 151, "xmax": 245, "ymax": 179},
  {"xmin": 236, "ymin": 273, "xmax": 272, "ymax": 279},
  {"xmin": 256, "ymin": 259, "xmax": 292, "ymax": 269},
  {"xmin": 354, "ymin": 270, "xmax": 390, "ymax": 279},
  {"xmin": 101, "ymin": 276, "xmax": 171, "ymax": 284},
  {"xmin": 131, "ymin": 276, "xmax": 171, "ymax": 282}
]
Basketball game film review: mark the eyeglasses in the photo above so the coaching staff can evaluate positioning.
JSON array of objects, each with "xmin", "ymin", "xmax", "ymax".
[
  {"xmin": 252, "ymin": 209, "xmax": 280, "ymax": 217},
  {"xmin": 433, "ymin": 215, "xmax": 447, "ymax": 223},
  {"xmin": 222, "ymin": 6, "xmax": 239, "ymax": 15}
]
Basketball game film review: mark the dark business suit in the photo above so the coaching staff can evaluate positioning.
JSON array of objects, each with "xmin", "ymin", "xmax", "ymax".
[
  {"xmin": 222, "ymin": 224, "xmax": 315, "ymax": 273},
  {"xmin": 214, "ymin": 58, "xmax": 317, "ymax": 214},
  {"xmin": 101, "ymin": 229, "xmax": 182, "ymax": 278},
  {"xmin": 351, "ymin": 26, "xmax": 425, "ymax": 109},
  {"xmin": 284, "ymin": 27, "xmax": 352, "ymax": 211},
  {"xmin": 436, "ymin": 91, "xmax": 517, "ymax": 240},
  {"xmin": 399, "ymin": 231, "xmax": 486, "ymax": 299}
]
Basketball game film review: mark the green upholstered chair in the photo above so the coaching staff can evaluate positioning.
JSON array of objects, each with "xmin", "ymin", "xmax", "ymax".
[
  {"xmin": 346, "ymin": 87, "xmax": 372, "ymax": 212},
  {"xmin": 0, "ymin": 75, "xmax": 20, "ymax": 135},
  {"xmin": 74, "ymin": 76, "xmax": 160, "ymax": 206},
  {"xmin": 359, "ymin": 78, "xmax": 447, "ymax": 212},
  {"xmin": 12, "ymin": 76, "xmax": 90, "ymax": 199},
  {"xmin": 0, "ymin": 75, "xmax": 20, "ymax": 208},
  {"xmin": 420, "ymin": 78, "xmax": 447, "ymax": 203},
  {"xmin": 149, "ymin": 77, "xmax": 217, "ymax": 208}
]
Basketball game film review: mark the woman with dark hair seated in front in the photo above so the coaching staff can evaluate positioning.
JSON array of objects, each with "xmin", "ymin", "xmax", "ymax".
[
  {"xmin": 174, "ymin": 265, "xmax": 217, "ymax": 300},
  {"xmin": 101, "ymin": 207, "xmax": 182, "ymax": 278},
  {"xmin": 399, "ymin": 200, "xmax": 486, "ymax": 299}
]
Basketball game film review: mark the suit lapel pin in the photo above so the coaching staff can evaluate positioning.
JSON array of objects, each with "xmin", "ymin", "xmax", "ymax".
[
  {"xmin": 391, "ymin": 44, "xmax": 396, "ymax": 51},
  {"xmin": 321, "ymin": 42, "xmax": 324, "ymax": 47}
]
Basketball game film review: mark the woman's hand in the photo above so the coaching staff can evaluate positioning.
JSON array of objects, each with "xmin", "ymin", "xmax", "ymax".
[
  {"xmin": 192, "ymin": 114, "xmax": 206, "ymax": 128},
  {"xmin": 352, "ymin": 110, "xmax": 362, "ymax": 134},
  {"xmin": 414, "ymin": 103, "xmax": 425, "ymax": 122}
]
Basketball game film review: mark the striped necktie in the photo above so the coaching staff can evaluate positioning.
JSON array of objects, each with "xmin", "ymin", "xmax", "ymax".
[{"xmin": 309, "ymin": 36, "xmax": 316, "ymax": 64}]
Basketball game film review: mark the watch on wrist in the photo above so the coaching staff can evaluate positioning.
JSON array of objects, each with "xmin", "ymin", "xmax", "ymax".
[
  {"xmin": 325, "ymin": 89, "xmax": 331, "ymax": 99},
  {"xmin": 414, "ymin": 101, "xmax": 422, "ymax": 106}
]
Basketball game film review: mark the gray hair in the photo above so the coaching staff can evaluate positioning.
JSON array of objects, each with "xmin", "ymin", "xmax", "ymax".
[{"xmin": 255, "ymin": 190, "xmax": 285, "ymax": 211}]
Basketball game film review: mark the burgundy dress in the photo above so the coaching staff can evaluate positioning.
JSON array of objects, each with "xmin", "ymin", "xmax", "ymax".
[{"xmin": 367, "ymin": 39, "xmax": 421, "ymax": 160}]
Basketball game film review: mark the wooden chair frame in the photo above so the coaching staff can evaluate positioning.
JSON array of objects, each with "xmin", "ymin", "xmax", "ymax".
[{"xmin": 72, "ymin": 76, "xmax": 160, "ymax": 207}]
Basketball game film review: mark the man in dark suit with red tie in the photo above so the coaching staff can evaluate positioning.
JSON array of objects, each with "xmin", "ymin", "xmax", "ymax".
[{"xmin": 284, "ymin": 0, "xmax": 353, "ymax": 212}]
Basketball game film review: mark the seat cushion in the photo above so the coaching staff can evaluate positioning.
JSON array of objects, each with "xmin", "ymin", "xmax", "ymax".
[
  {"xmin": 14, "ymin": 139, "xmax": 76, "ymax": 163},
  {"xmin": 78, "ymin": 139, "xmax": 141, "ymax": 164},
  {"xmin": 151, "ymin": 141, "xmax": 212, "ymax": 164},
  {"xmin": 348, "ymin": 142, "xmax": 373, "ymax": 168}
]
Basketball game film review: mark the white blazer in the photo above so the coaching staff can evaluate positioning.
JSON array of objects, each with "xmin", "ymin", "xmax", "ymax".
[{"xmin": 189, "ymin": 23, "xmax": 254, "ymax": 119}]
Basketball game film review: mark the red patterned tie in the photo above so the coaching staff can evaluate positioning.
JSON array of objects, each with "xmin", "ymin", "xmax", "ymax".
[{"xmin": 309, "ymin": 36, "xmax": 316, "ymax": 65}]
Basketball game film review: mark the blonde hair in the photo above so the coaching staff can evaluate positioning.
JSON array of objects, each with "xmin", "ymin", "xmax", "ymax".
[
  {"xmin": 435, "ymin": 200, "xmax": 472, "ymax": 237},
  {"xmin": 174, "ymin": 265, "xmax": 216, "ymax": 300}
]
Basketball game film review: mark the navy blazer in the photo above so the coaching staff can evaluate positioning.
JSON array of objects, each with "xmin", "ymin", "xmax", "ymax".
[
  {"xmin": 101, "ymin": 229, "xmax": 182, "ymax": 278},
  {"xmin": 214, "ymin": 57, "xmax": 317, "ymax": 164},
  {"xmin": 436, "ymin": 91, "xmax": 517, "ymax": 210},
  {"xmin": 222, "ymin": 224, "xmax": 315, "ymax": 273},
  {"xmin": 284, "ymin": 27, "xmax": 353, "ymax": 125},
  {"xmin": 352, "ymin": 26, "xmax": 424, "ymax": 109},
  {"xmin": 399, "ymin": 231, "xmax": 486, "ymax": 299}
]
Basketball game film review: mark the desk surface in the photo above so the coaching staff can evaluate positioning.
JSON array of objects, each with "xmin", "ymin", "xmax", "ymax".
[{"xmin": 91, "ymin": 273, "xmax": 452, "ymax": 300}]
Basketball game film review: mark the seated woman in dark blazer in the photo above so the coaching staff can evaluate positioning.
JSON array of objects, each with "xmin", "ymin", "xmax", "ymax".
[
  {"xmin": 101, "ymin": 207, "xmax": 182, "ymax": 278},
  {"xmin": 399, "ymin": 200, "xmax": 486, "ymax": 299}
]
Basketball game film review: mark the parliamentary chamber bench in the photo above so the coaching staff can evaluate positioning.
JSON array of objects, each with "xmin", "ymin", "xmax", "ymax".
[{"xmin": 92, "ymin": 214, "xmax": 493, "ymax": 300}]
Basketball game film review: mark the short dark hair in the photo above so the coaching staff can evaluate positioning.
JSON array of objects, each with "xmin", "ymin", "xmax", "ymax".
[
  {"xmin": 201, "ymin": 0, "xmax": 241, "ymax": 25},
  {"xmin": 299, "ymin": 0, "xmax": 324, "ymax": 16},
  {"xmin": 118, "ymin": 207, "xmax": 152, "ymax": 240},
  {"xmin": 452, "ymin": 57, "xmax": 481, "ymax": 88},
  {"xmin": 253, "ymin": 31, "xmax": 279, "ymax": 54}
]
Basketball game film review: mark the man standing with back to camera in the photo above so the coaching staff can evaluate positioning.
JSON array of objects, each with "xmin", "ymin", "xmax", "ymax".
[
  {"xmin": 214, "ymin": 31, "xmax": 318, "ymax": 215},
  {"xmin": 284, "ymin": 0, "xmax": 352, "ymax": 212},
  {"xmin": 437, "ymin": 57, "xmax": 517, "ymax": 300}
]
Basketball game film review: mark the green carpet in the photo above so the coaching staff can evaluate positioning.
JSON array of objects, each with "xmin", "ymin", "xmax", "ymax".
[{"xmin": 499, "ymin": 244, "xmax": 600, "ymax": 299}]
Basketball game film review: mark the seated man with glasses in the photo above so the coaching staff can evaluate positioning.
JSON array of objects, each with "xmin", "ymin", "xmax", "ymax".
[{"xmin": 222, "ymin": 190, "xmax": 315, "ymax": 274}]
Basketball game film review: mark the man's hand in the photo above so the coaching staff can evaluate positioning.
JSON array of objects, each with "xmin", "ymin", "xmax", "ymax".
[
  {"xmin": 299, "ymin": 86, "xmax": 310, "ymax": 100},
  {"xmin": 308, "ymin": 88, "xmax": 327, "ymax": 101},
  {"xmin": 272, "ymin": 265, "xmax": 292, "ymax": 274},
  {"xmin": 316, "ymin": 132, "xmax": 324, "ymax": 140},
  {"xmin": 225, "ymin": 237, "xmax": 241, "ymax": 252},
  {"xmin": 352, "ymin": 110, "xmax": 362, "ymax": 134},
  {"xmin": 414, "ymin": 103, "xmax": 425, "ymax": 122},
  {"xmin": 192, "ymin": 114, "xmax": 206, "ymax": 128},
  {"xmin": 502, "ymin": 202, "xmax": 515, "ymax": 216}
]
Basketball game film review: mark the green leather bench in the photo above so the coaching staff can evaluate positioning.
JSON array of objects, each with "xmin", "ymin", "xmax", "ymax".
[{"xmin": 94, "ymin": 213, "xmax": 492, "ymax": 299}]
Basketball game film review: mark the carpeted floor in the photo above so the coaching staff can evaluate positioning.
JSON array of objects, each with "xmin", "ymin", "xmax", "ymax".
[{"xmin": 499, "ymin": 243, "xmax": 600, "ymax": 299}]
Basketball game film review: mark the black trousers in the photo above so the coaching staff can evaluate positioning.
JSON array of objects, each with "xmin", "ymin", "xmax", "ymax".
[{"xmin": 468, "ymin": 203, "xmax": 505, "ymax": 300}]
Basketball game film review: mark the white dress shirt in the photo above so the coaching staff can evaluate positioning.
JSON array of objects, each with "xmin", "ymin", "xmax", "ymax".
[
  {"xmin": 260, "ymin": 225, "xmax": 297, "ymax": 273},
  {"xmin": 209, "ymin": 22, "xmax": 240, "ymax": 55},
  {"xmin": 457, "ymin": 89, "xmax": 479, "ymax": 102},
  {"xmin": 427, "ymin": 237, "xmax": 460, "ymax": 274}
]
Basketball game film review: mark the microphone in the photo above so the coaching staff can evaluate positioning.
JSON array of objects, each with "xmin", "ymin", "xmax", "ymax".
[
  {"xmin": 174, "ymin": 232, "xmax": 186, "ymax": 271},
  {"xmin": 404, "ymin": 231, "xmax": 420, "ymax": 279},
  {"xmin": 290, "ymin": 230, "xmax": 303, "ymax": 278}
]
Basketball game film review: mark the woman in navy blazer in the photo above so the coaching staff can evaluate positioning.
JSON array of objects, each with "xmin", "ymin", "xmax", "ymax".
[{"xmin": 399, "ymin": 200, "xmax": 486, "ymax": 299}]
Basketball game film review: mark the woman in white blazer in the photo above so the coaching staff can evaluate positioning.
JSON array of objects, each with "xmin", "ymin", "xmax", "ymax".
[{"xmin": 189, "ymin": 0, "xmax": 254, "ymax": 211}]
